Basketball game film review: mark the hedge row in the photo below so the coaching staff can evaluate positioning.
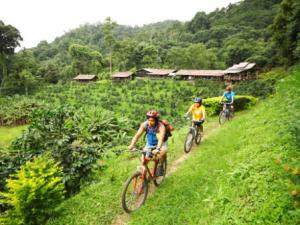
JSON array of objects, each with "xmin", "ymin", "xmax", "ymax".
[{"xmin": 203, "ymin": 95, "xmax": 258, "ymax": 116}]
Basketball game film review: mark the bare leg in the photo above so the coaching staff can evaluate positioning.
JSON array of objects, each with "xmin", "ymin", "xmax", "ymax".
[{"xmin": 159, "ymin": 150, "xmax": 166, "ymax": 164}]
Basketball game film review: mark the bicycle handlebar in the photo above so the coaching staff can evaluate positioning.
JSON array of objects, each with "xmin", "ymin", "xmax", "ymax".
[{"xmin": 131, "ymin": 147, "xmax": 157, "ymax": 153}]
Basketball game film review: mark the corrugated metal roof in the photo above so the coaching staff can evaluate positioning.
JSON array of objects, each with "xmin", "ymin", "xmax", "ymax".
[
  {"xmin": 73, "ymin": 74, "xmax": 97, "ymax": 80},
  {"xmin": 225, "ymin": 62, "xmax": 256, "ymax": 73},
  {"xmin": 174, "ymin": 70, "xmax": 225, "ymax": 77},
  {"xmin": 112, "ymin": 72, "xmax": 132, "ymax": 78}
]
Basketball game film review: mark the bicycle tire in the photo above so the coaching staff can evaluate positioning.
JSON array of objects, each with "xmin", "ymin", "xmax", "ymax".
[
  {"xmin": 154, "ymin": 159, "xmax": 167, "ymax": 187},
  {"xmin": 195, "ymin": 128, "xmax": 202, "ymax": 144},
  {"xmin": 121, "ymin": 171, "xmax": 148, "ymax": 213},
  {"xmin": 219, "ymin": 111, "xmax": 226, "ymax": 125},
  {"xmin": 184, "ymin": 130, "xmax": 194, "ymax": 153}
]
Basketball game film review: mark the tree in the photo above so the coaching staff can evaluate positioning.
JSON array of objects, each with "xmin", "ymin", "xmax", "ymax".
[
  {"xmin": 69, "ymin": 44, "xmax": 102, "ymax": 75},
  {"xmin": 165, "ymin": 43, "xmax": 223, "ymax": 69},
  {"xmin": 103, "ymin": 17, "xmax": 117, "ymax": 75},
  {"xmin": 20, "ymin": 69, "xmax": 37, "ymax": 96},
  {"xmin": 271, "ymin": 0, "xmax": 300, "ymax": 65},
  {"xmin": 187, "ymin": 12, "xmax": 210, "ymax": 34},
  {"xmin": 0, "ymin": 20, "xmax": 22, "ymax": 95},
  {"xmin": 37, "ymin": 61, "xmax": 60, "ymax": 84},
  {"xmin": 132, "ymin": 42, "xmax": 160, "ymax": 69}
]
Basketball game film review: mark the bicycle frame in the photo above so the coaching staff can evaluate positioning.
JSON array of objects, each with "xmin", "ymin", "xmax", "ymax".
[
  {"xmin": 186, "ymin": 118, "xmax": 201, "ymax": 137},
  {"xmin": 136, "ymin": 149, "xmax": 160, "ymax": 193},
  {"xmin": 222, "ymin": 103, "xmax": 232, "ymax": 117}
]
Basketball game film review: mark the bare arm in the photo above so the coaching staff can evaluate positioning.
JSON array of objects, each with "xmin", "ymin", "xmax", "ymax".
[
  {"xmin": 128, "ymin": 123, "xmax": 145, "ymax": 149},
  {"xmin": 157, "ymin": 123, "xmax": 166, "ymax": 150},
  {"xmin": 220, "ymin": 95, "xmax": 224, "ymax": 103},
  {"xmin": 185, "ymin": 105, "xmax": 192, "ymax": 116},
  {"xmin": 230, "ymin": 96, "xmax": 234, "ymax": 104}
]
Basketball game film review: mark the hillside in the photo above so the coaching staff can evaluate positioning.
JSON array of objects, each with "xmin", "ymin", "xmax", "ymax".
[{"xmin": 44, "ymin": 67, "xmax": 300, "ymax": 225}]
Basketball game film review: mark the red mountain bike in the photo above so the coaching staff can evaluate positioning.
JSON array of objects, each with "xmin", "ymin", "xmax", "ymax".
[{"xmin": 121, "ymin": 147, "xmax": 167, "ymax": 213}]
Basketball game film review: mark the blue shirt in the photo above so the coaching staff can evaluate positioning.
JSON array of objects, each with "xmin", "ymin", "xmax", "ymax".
[
  {"xmin": 223, "ymin": 91, "xmax": 235, "ymax": 103},
  {"xmin": 144, "ymin": 122, "xmax": 159, "ymax": 147}
]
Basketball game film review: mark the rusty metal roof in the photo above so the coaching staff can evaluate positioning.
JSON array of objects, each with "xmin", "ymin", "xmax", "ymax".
[
  {"xmin": 73, "ymin": 74, "xmax": 97, "ymax": 80},
  {"xmin": 174, "ymin": 70, "xmax": 225, "ymax": 77}
]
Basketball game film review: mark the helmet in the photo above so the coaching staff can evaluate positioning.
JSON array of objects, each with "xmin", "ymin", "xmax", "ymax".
[
  {"xmin": 194, "ymin": 97, "xmax": 202, "ymax": 103},
  {"xmin": 146, "ymin": 110, "xmax": 160, "ymax": 119},
  {"xmin": 226, "ymin": 86, "xmax": 232, "ymax": 91}
]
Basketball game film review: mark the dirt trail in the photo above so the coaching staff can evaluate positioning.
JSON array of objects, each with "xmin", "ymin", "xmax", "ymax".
[{"xmin": 112, "ymin": 121, "xmax": 221, "ymax": 225}]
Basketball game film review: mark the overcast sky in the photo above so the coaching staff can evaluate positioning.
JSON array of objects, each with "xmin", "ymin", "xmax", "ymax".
[{"xmin": 1, "ymin": 0, "xmax": 240, "ymax": 48}]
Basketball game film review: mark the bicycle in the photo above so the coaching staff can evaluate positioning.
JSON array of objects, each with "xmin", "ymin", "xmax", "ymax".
[
  {"xmin": 121, "ymin": 147, "xmax": 167, "ymax": 213},
  {"xmin": 219, "ymin": 102, "xmax": 233, "ymax": 125},
  {"xmin": 184, "ymin": 117, "xmax": 203, "ymax": 153}
]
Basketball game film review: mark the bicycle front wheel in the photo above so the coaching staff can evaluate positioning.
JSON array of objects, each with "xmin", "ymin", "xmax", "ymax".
[
  {"xmin": 184, "ymin": 130, "xmax": 194, "ymax": 153},
  {"xmin": 219, "ymin": 111, "xmax": 226, "ymax": 125},
  {"xmin": 121, "ymin": 171, "xmax": 148, "ymax": 213}
]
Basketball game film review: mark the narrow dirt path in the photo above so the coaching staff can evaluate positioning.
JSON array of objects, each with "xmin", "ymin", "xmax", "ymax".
[{"xmin": 112, "ymin": 120, "xmax": 221, "ymax": 225}]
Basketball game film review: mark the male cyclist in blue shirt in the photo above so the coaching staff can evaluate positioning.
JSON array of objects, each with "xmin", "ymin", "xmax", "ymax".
[{"xmin": 220, "ymin": 86, "xmax": 235, "ymax": 114}]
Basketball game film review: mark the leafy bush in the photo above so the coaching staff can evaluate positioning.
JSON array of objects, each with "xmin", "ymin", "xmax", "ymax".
[
  {"xmin": 0, "ymin": 154, "xmax": 64, "ymax": 225},
  {"xmin": 8, "ymin": 105, "xmax": 132, "ymax": 195},
  {"xmin": 203, "ymin": 95, "xmax": 258, "ymax": 115},
  {"xmin": 234, "ymin": 80, "xmax": 276, "ymax": 99},
  {"xmin": 0, "ymin": 97, "xmax": 40, "ymax": 126}
]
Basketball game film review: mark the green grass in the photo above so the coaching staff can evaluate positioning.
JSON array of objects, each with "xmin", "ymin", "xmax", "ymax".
[
  {"xmin": 126, "ymin": 68, "xmax": 300, "ymax": 224},
  {"xmin": 0, "ymin": 126, "xmax": 26, "ymax": 148}
]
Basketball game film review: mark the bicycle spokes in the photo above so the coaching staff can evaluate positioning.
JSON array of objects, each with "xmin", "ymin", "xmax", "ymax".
[{"xmin": 122, "ymin": 172, "xmax": 148, "ymax": 213}]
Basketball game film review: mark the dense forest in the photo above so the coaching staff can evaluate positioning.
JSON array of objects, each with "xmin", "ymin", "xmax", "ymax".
[{"xmin": 0, "ymin": 0, "xmax": 299, "ymax": 95}]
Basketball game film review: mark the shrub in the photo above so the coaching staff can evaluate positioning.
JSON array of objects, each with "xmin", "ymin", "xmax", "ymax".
[
  {"xmin": 8, "ymin": 106, "xmax": 132, "ymax": 196},
  {"xmin": 0, "ymin": 154, "xmax": 64, "ymax": 225},
  {"xmin": 234, "ymin": 80, "xmax": 276, "ymax": 99},
  {"xmin": 203, "ymin": 95, "xmax": 258, "ymax": 115}
]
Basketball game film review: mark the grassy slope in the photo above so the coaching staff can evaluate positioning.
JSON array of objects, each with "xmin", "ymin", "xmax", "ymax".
[
  {"xmin": 47, "ymin": 68, "xmax": 300, "ymax": 225},
  {"xmin": 47, "ymin": 116, "xmax": 220, "ymax": 225},
  {"xmin": 0, "ymin": 126, "xmax": 26, "ymax": 148},
  {"xmin": 127, "ymin": 69, "xmax": 300, "ymax": 224}
]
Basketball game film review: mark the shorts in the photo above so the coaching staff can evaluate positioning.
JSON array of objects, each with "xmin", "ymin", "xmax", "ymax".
[{"xmin": 145, "ymin": 142, "xmax": 168, "ymax": 153}]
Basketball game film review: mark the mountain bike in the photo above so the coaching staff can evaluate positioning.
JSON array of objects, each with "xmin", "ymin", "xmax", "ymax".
[
  {"xmin": 184, "ymin": 117, "xmax": 203, "ymax": 153},
  {"xmin": 121, "ymin": 147, "xmax": 167, "ymax": 213},
  {"xmin": 219, "ymin": 102, "xmax": 233, "ymax": 125}
]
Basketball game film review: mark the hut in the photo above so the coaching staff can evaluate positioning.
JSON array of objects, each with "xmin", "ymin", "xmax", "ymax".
[
  {"xmin": 135, "ymin": 68, "xmax": 177, "ymax": 79},
  {"xmin": 73, "ymin": 74, "xmax": 97, "ymax": 82},
  {"xmin": 172, "ymin": 70, "xmax": 225, "ymax": 80},
  {"xmin": 111, "ymin": 72, "xmax": 133, "ymax": 81},
  {"xmin": 224, "ymin": 62, "xmax": 258, "ymax": 81}
]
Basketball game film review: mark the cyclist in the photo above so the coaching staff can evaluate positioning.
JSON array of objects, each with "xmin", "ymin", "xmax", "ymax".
[
  {"xmin": 220, "ymin": 86, "xmax": 235, "ymax": 113},
  {"xmin": 185, "ymin": 97, "xmax": 206, "ymax": 136},
  {"xmin": 128, "ymin": 110, "xmax": 167, "ymax": 176}
]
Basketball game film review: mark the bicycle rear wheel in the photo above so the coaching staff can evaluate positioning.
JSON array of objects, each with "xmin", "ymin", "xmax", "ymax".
[
  {"xmin": 184, "ymin": 130, "xmax": 194, "ymax": 153},
  {"xmin": 219, "ymin": 111, "xmax": 226, "ymax": 125},
  {"xmin": 121, "ymin": 171, "xmax": 148, "ymax": 213},
  {"xmin": 154, "ymin": 159, "xmax": 167, "ymax": 187}
]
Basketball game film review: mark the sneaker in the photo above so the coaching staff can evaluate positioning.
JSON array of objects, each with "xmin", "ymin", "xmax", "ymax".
[{"xmin": 156, "ymin": 164, "xmax": 164, "ymax": 176}]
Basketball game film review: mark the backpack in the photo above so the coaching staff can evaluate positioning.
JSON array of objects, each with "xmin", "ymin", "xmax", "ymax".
[{"xmin": 144, "ymin": 119, "xmax": 174, "ymax": 142}]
